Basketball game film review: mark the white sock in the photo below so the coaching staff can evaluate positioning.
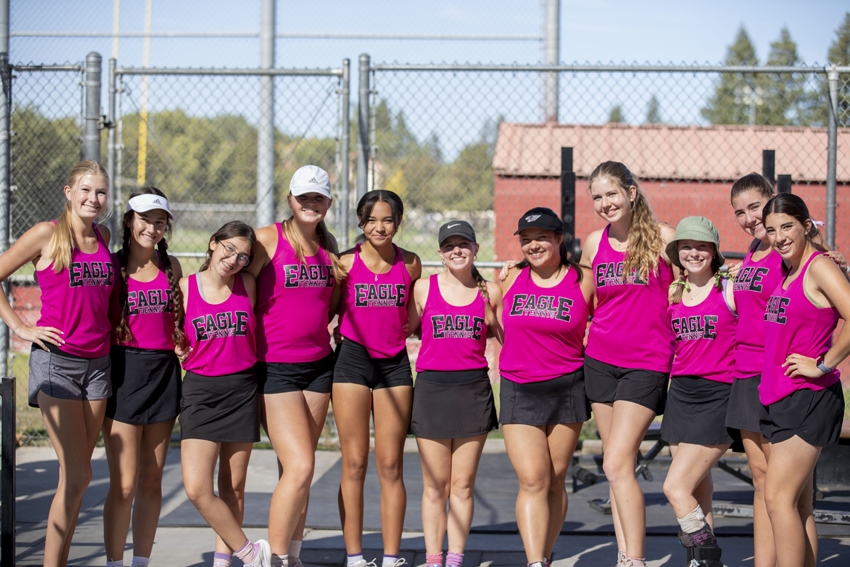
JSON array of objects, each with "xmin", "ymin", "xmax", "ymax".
[
  {"xmin": 131, "ymin": 557, "xmax": 150, "ymax": 567},
  {"xmin": 348, "ymin": 554, "xmax": 364, "ymax": 567},
  {"xmin": 107, "ymin": 561, "xmax": 124, "ymax": 567},
  {"xmin": 289, "ymin": 540, "xmax": 302, "ymax": 559},
  {"xmin": 677, "ymin": 504, "xmax": 708, "ymax": 534},
  {"xmin": 382, "ymin": 555, "xmax": 400, "ymax": 567}
]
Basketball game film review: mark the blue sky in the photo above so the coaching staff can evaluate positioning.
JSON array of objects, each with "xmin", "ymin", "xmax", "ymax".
[{"xmin": 10, "ymin": 0, "xmax": 850, "ymax": 68}]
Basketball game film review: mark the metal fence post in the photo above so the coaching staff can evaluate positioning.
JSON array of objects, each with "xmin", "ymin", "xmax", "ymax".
[
  {"xmin": 762, "ymin": 149, "xmax": 775, "ymax": 187},
  {"xmin": 83, "ymin": 52, "xmax": 102, "ymax": 162},
  {"xmin": 1, "ymin": 376, "xmax": 15, "ymax": 567},
  {"xmin": 0, "ymin": 52, "xmax": 10, "ymax": 379},
  {"xmin": 339, "ymin": 58, "xmax": 351, "ymax": 250},
  {"xmin": 107, "ymin": 57, "xmax": 118, "ymax": 240},
  {"xmin": 356, "ymin": 53, "xmax": 370, "ymax": 202},
  {"xmin": 544, "ymin": 0, "xmax": 559, "ymax": 123},
  {"xmin": 826, "ymin": 66, "xmax": 838, "ymax": 249},
  {"xmin": 256, "ymin": 0, "xmax": 276, "ymax": 228}
]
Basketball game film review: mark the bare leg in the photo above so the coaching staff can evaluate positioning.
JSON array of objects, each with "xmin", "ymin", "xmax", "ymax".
[
  {"xmin": 181, "ymin": 439, "xmax": 254, "ymax": 551},
  {"xmin": 543, "ymin": 423, "xmax": 582, "ymax": 559},
  {"xmin": 591, "ymin": 402, "xmax": 625, "ymax": 555},
  {"xmin": 602, "ymin": 400, "xmax": 657, "ymax": 560},
  {"xmin": 213, "ymin": 442, "xmax": 254, "ymax": 555},
  {"xmin": 503, "ymin": 424, "xmax": 551, "ymax": 564},
  {"xmin": 38, "ymin": 394, "xmax": 107, "ymax": 567},
  {"xmin": 333, "ymin": 383, "xmax": 374, "ymax": 554},
  {"xmin": 131, "ymin": 420, "xmax": 174, "ymax": 559},
  {"xmin": 102, "ymin": 418, "xmax": 143, "ymax": 563},
  {"xmin": 265, "ymin": 391, "xmax": 321, "ymax": 556},
  {"xmin": 741, "ymin": 429, "xmax": 774, "ymax": 567},
  {"xmin": 372, "ymin": 385, "xmax": 413, "ymax": 556},
  {"xmin": 447, "ymin": 436, "xmax": 487, "ymax": 553},
  {"xmin": 417, "ymin": 437, "xmax": 452, "ymax": 554},
  {"xmin": 290, "ymin": 391, "xmax": 331, "ymax": 547},
  {"xmin": 663, "ymin": 443, "xmax": 729, "ymax": 526},
  {"xmin": 798, "ymin": 472, "xmax": 817, "ymax": 567},
  {"xmin": 763, "ymin": 436, "xmax": 821, "ymax": 567}
]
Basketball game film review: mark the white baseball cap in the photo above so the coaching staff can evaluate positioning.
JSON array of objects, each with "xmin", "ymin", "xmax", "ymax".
[
  {"xmin": 290, "ymin": 165, "xmax": 332, "ymax": 199},
  {"xmin": 127, "ymin": 194, "xmax": 174, "ymax": 220}
]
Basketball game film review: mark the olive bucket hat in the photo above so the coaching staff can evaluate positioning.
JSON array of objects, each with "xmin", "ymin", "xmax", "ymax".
[{"xmin": 664, "ymin": 216, "xmax": 726, "ymax": 270}]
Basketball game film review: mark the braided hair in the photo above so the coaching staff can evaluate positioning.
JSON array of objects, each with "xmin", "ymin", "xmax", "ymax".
[{"xmin": 114, "ymin": 187, "xmax": 186, "ymax": 349}]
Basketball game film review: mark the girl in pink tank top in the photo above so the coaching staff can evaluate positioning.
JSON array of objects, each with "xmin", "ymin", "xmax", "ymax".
[
  {"xmin": 498, "ymin": 207, "xmax": 594, "ymax": 567},
  {"xmin": 407, "ymin": 221, "xmax": 501, "ymax": 567},
  {"xmin": 659, "ymin": 217, "xmax": 737, "ymax": 566},
  {"xmin": 725, "ymin": 173, "xmax": 848, "ymax": 567},
  {"xmin": 244, "ymin": 165, "xmax": 344, "ymax": 564},
  {"xmin": 759, "ymin": 194, "xmax": 850, "ymax": 566},
  {"xmin": 177, "ymin": 222, "xmax": 272, "ymax": 567},
  {"xmin": 102, "ymin": 187, "xmax": 186, "ymax": 567},
  {"xmin": 0, "ymin": 161, "xmax": 116, "ymax": 566},
  {"xmin": 579, "ymin": 162, "xmax": 677, "ymax": 567},
  {"xmin": 332, "ymin": 190, "xmax": 421, "ymax": 567}
]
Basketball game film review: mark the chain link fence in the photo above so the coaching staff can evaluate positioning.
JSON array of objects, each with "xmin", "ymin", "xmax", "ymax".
[
  {"xmin": 4, "ymin": 58, "xmax": 850, "ymax": 444},
  {"xmin": 368, "ymin": 64, "xmax": 850, "ymax": 264}
]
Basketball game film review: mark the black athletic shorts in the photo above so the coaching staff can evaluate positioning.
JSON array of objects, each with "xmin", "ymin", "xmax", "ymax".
[
  {"xmin": 256, "ymin": 353, "xmax": 335, "ymax": 395},
  {"xmin": 584, "ymin": 355, "xmax": 669, "ymax": 415},
  {"xmin": 332, "ymin": 338, "xmax": 413, "ymax": 390},
  {"xmin": 759, "ymin": 381, "xmax": 844, "ymax": 447}
]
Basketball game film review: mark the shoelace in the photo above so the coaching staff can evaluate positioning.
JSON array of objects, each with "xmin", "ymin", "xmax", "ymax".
[{"xmin": 392, "ymin": 559, "xmax": 408, "ymax": 567}]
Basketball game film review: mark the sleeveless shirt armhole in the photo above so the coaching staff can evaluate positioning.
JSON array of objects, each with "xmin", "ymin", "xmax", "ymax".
[
  {"xmin": 195, "ymin": 273, "xmax": 206, "ymax": 302},
  {"xmin": 721, "ymin": 276, "xmax": 737, "ymax": 317},
  {"xmin": 802, "ymin": 254, "xmax": 828, "ymax": 309}
]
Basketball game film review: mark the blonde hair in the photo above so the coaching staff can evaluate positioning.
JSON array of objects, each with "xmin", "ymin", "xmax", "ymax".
[
  {"xmin": 48, "ymin": 160, "xmax": 110, "ymax": 273},
  {"xmin": 470, "ymin": 265, "xmax": 496, "ymax": 328},
  {"xmin": 589, "ymin": 161, "xmax": 661, "ymax": 281},
  {"xmin": 281, "ymin": 217, "xmax": 347, "ymax": 285}
]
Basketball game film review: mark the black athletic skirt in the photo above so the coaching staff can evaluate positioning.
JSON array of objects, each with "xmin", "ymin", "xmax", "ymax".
[
  {"xmin": 759, "ymin": 381, "xmax": 844, "ymax": 447},
  {"xmin": 725, "ymin": 375, "xmax": 762, "ymax": 433},
  {"xmin": 499, "ymin": 368, "xmax": 590, "ymax": 426},
  {"xmin": 410, "ymin": 368, "xmax": 498, "ymax": 439},
  {"xmin": 106, "ymin": 346, "xmax": 181, "ymax": 425},
  {"xmin": 661, "ymin": 375, "xmax": 734, "ymax": 446},
  {"xmin": 179, "ymin": 369, "xmax": 260, "ymax": 443}
]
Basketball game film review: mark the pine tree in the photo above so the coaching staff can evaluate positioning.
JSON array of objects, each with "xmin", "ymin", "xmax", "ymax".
[
  {"xmin": 646, "ymin": 95, "xmax": 661, "ymax": 124},
  {"xmin": 608, "ymin": 105, "xmax": 625, "ymax": 123},
  {"xmin": 701, "ymin": 27, "xmax": 760, "ymax": 125},
  {"xmin": 760, "ymin": 27, "xmax": 806, "ymax": 125}
]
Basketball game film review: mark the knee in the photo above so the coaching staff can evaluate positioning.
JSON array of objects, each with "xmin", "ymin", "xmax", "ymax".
[
  {"xmin": 342, "ymin": 456, "xmax": 368, "ymax": 483},
  {"xmin": 64, "ymin": 464, "xmax": 93, "ymax": 497},
  {"xmin": 283, "ymin": 460, "xmax": 315, "ymax": 490},
  {"xmin": 517, "ymin": 471, "xmax": 550, "ymax": 495},
  {"xmin": 114, "ymin": 476, "xmax": 139, "ymax": 502},
  {"xmin": 749, "ymin": 463, "xmax": 768, "ymax": 494},
  {"xmin": 424, "ymin": 481, "xmax": 450, "ymax": 504},
  {"xmin": 218, "ymin": 483, "xmax": 244, "ymax": 506},
  {"xmin": 662, "ymin": 478, "xmax": 686, "ymax": 507},
  {"xmin": 137, "ymin": 465, "xmax": 163, "ymax": 496},
  {"xmin": 450, "ymin": 478, "xmax": 475, "ymax": 503},
  {"xmin": 376, "ymin": 459, "xmax": 403, "ymax": 484},
  {"xmin": 602, "ymin": 454, "xmax": 634, "ymax": 486},
  {"xmin": 184, "ymin": 480, "xmax": 212, "ymax": 506}
]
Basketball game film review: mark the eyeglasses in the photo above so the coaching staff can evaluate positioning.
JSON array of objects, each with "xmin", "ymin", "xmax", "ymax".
[{"xmin": 221, "ymin": 242, "xmax": 251, "ymax": 267}]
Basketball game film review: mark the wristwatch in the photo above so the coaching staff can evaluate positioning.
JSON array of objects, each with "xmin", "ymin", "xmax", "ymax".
[{"xmin": 816, "ymin": 355, "xmax": 834, "ymax": 374}]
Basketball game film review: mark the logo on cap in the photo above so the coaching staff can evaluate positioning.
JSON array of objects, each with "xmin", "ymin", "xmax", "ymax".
[
  {"xmin": 308, "ymin": 177, "xmax": 319, "ymax": 184},
  {"xmin": 446, "ymin": 223, "xmax": 460, "ymax": 229},
  {"xmin": 153, "ymin": 198, "xmax": 162, "ymax": 204},
  {"xmin": 525, "ymin": 215, "xmax": 541, "ymax": 222}
]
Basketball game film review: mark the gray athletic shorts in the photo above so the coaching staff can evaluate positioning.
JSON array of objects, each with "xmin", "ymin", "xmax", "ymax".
[{"xmin": 28, "ymin": 345, "xmax": 111, "ymax": 408}]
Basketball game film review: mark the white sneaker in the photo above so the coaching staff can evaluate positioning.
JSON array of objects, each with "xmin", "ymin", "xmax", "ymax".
[
  {"xmin": 350, "ymin": 560, "xmax": 377, "ymax": 567},
  {"xmin": 251, "ymin": 540, "xmax": 272, "ymax": 567},
  {"xmin": 390, "ymin": 559, "xmax": 407, "ymax": 567}
]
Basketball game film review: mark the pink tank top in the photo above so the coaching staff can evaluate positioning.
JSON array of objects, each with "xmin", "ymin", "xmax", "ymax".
[
  {"xmin": 732, "ymin": 240, "xmax": 784, "ymax": 379},
  {"xmin": 760, "ymin": 253, "xmax": 840, "ymax": 405},
  {"xmin": 182, "ymin": 273, "xmax": 257, "ymax": 376},
  {"xmin": 669, "ymin": 282, "xmax": 737, "ymax": 383},
  {"xmin": 339, "ymin": 244, "xmax": 412, "ymax": 358},
  {"xmin": 586, "ymin": 225, "xmax": 674, "ymax": 372},
  {"xmin": 36, "ymin": 224, "xmax": 115, "ymax": 358},
  {"xmin": 255, "ymin": 224, "xmax": 335, "ymax": 363},
  {"xmin": 500, "ymin": 266, "xmax": 589, "ymax": 383},
  {"xmin": 416, "ymin": 274, "xmax": 488, "ymax": 372},
  {"xmin": 112, "ymin": 252, "xmax": 176, "ymax": 350}
]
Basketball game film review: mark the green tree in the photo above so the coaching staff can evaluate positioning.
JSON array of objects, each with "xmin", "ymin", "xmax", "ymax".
[
  {"xmin": 646, "ymin": 95, "xmax": 661, "ymax": 124},
  {"xmin": 760, "ymin": 27, "xmax": 806, "ymax": 125},
  {"xmin": 608, "ymin": 105, "xmax": 625, "ymax": 123},
  {"xmin": 702, "ymin": 27, "xmax": 760, "ymax": 125},
  {"xmin": 829, "ymin": 13, "xmax": 850, "ymax": 126}
]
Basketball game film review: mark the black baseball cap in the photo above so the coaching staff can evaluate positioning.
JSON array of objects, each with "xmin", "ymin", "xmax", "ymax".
[
  {"xmin": 438, "ymin": 220, "xmax": 476, "ymax": 245},
  {"xmin": 514, "ymin": 207, "xmax": 563, "ymax": 235}
]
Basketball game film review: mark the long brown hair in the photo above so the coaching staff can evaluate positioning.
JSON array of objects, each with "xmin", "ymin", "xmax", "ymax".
[
  {"xmin": 200, "ymin": 221, "xmax": 256, "ymax": 272},
  {"xmin": 48, "ymin": 160, "xmax": 109, "ymax": 273},
  {"xmin": 114, "ymin": 187, "xmax": 186, "ymax": 349},
  {"xmin": 589, "ymin": 161, "xmax": 662, "ymax": 281},
  {"xmin": 281, "ymin": 216, "xmax": 346, "ymax": 285}
]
